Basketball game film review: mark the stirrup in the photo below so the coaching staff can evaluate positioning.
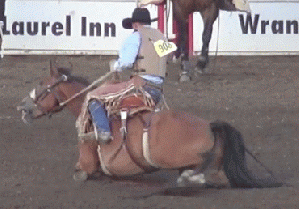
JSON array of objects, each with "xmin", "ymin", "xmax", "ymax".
[
  {"xmin": 92, "ymin": 122, "xmax": 112, "ymax": 144},
  {"xmin": 96, "ymin": 131, "xmax": 112, "ymax": 144}
]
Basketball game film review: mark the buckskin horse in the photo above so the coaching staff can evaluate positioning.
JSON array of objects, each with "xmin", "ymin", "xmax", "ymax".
[
  {"xmin": 139, "ymin": 0, "xmax": 250, "ymax": 79},
  {"xmin": 18, "ymin": 64, "xmax": 269, "ymax": 189}
]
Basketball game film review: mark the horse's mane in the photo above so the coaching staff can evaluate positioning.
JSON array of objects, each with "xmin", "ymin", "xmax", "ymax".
[{"xmin": 67, "ymin": 75, "xmax": 90, "ymax": 86}]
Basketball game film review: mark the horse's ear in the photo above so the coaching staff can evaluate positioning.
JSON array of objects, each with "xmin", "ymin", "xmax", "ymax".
[
  {"xmin": 50, "ymin": 59, "xmax": 73, "ymax": 77},
  {"xmin": 50, "ymin": 59, "xmax": 59, "ymax": 78},
  {"xmin": 57, "ymin": 62, "xmax": 73, "ymax": 76}
]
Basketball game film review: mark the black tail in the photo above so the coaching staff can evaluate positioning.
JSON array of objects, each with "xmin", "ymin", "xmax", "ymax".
[{"xmin": 211, "ymin": 121, "xmax": 263, "ymax": 188}]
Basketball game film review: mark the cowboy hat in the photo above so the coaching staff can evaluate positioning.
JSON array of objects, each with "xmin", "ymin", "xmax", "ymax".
[{"xmin": 122, "ymin": 8, "xmax": 152, "ymax": 29}]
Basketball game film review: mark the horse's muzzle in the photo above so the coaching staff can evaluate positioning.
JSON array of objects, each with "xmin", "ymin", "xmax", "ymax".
[{"xmin": 17, "ymin": 96, "xmax": 43, "ymax": 124}]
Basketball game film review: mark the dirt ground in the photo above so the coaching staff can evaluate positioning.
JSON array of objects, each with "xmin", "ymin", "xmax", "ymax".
[{"xmin": 1, "ymin": 55, "xmax": 299, "ymax": 208}]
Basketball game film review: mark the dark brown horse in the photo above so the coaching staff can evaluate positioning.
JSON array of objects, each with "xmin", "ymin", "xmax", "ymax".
[
  {"xmin": 140, "ymin": 0, "xmax": 250, "ymax": 79},
  {"xmin": 18, "ymin": 64, "xmax": 270, "ymax": 189}
]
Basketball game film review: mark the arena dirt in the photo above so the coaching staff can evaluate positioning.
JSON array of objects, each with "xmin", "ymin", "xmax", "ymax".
[{"xmin": 1, "ymin": 55, "xmax": 299, "ymax": 208}]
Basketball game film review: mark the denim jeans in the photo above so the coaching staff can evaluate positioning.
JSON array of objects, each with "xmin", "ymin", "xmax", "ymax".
[
  {"xmin": 88, "ymin": 100, "xmax": 110, "ymax": 133},
  {"xmin": 143, "ymin": 86, "xmax": 162, "ymax": 104}
]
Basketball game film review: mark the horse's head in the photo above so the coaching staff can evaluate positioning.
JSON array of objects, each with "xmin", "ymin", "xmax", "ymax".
[{"xmin": 18, "ymin": 61, "xmax": 73, "ymax": 124}]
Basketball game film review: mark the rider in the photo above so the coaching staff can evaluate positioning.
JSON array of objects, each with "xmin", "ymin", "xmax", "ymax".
[{"xmin": 87, "ymin": 8, "xmax": 168, "ymax": 143}]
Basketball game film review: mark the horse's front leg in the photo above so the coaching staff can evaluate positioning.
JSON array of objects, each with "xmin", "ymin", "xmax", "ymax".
[
  {"xmin": 196, "ymin": 5, "xmax": 219, "ymax": 73},
  {"xmin": 73, "ymin": 139, "xmax": 100, "ymax": 181}
]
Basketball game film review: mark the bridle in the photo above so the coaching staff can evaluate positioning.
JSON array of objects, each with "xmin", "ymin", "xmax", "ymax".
[
  {"xmin": 26, "ymin": 71, "xmax": 114, "ymax": 119},
  {"xmin": 29, "ymin": 74, "xmax": 69, "ymax": 117}
]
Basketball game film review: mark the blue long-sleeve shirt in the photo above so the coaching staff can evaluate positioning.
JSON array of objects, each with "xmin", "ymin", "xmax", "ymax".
[
  {"xmin": 114, "ymin": 30, "xmax": 164, "ymax": 85},
  {"xmin": 116, "ymin": 31, "xmax": 140, "ymax": 69}
]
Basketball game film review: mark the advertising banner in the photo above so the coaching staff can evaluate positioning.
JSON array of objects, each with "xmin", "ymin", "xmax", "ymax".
[
  {"xmin": 193, "ymin": 1, "xmax": 299, "ymax": 55},
  {"xmin": 3, "ymin": 0, "xmax": 158, "ymax": 55},
  {"xmin": 2, "ymin": 0, "xmax": 299, "ymax": 55}
]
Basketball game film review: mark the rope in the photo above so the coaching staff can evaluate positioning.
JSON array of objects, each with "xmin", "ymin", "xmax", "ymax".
[
  {"xmin": 59, "ymin": 71, "xmax": 113, "ymax": 107},
  {"xmin": 0, "ymin": 116, "xmax": 20, "ymax": 120},
  {"xmin": 165, "ymin": 0, "xmax": 170, "ymax": 39},
  {"xmin": 209, "ymin": 11, "xmax": 220, "ymax": 72}
]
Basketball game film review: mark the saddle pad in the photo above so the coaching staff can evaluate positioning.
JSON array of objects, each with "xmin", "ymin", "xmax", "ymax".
[{"xmin": 76, "ymin": 77, "xmax": 154, "ymax": 136}]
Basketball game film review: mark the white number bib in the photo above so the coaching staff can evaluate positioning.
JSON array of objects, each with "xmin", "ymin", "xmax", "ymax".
[{"xmin": 154, "ymin": 40, "xmax": 177, "ymax": 57}]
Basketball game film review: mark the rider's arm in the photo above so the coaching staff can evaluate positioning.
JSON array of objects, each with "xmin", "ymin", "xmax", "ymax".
[{"xmin": 114, "ymin": 31, "xmax": 141, "ymax": 71}]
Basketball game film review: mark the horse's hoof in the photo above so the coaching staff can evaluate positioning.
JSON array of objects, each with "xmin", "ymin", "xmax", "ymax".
[
  {"xmin": 73, "ymin": 170, "xmax": 88, "ymax": 181},
  {"xmin": 177, "ymin": 170, "xmax": 206, "ymax": 187},
  {"xmin": 194, "ymin": 66, "xmax": 205, "ymax": 75},
  {"xmin": 75, "ymin": 162, "xmax": 80, "ymax": 171},
  {"xmin": 179, "ymin": 71, "xmax": 191, "ymax": 82},
  {"xmin": 177, "ymin": 176, "xmax": 188, "ymax": 187},
  {"xmin": 181, "ymin": 60, "xmax": 191, "ymax": 71},
  {"xmin": 197, "ymin": 56, "xmax": 208, "ymax": 70},
  {"xmin": 179, "ymin": 75, "xmax": 191, "ymax": 82}
]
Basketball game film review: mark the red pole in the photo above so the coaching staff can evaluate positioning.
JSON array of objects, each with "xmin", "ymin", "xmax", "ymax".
[{"xmin": 158, "ymin": 4, "xmax": 164, "ymax": 33}]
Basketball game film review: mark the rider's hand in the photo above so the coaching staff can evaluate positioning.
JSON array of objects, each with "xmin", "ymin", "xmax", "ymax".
[{"xmin": 109, "ymin": 60, "xmax": 122, "ymax": 72}]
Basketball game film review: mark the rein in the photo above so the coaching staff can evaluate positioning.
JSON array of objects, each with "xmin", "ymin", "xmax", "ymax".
[{"xmin": 58, "ymin": 72, "xmax": 113, "ymax": 107}]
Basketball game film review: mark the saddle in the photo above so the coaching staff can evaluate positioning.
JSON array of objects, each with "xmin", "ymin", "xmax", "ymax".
[
  {"xmin": 77, "ymin": 76, "xmax": 158, "ymax": 139},
  {"xmin": 98, "ymin": 77, "xmax": 156, "ymax": 117}
]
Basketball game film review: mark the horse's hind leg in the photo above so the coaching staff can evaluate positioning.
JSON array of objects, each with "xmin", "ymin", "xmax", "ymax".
[
  {"xmin": 172, "ymin": 1, "xmax": 192, "ymax": 82},
  {"xmin": 176, "ymin": 152, "xmax": 213, "ymax": 187},
  {"xmin": 73, "ymin": 139, "xmax": 100, "ymax": 181},
  {"xmin": 177, "ymin": 130, "xmax": 230, "ymax": 188},
  {"xmin": 202, "ymin": 128, "xmax": 230, "ymax": 187}
]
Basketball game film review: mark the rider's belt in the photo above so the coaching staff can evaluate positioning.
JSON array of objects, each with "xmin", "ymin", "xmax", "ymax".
[
  {"xmin": 133, "ymin": 69, "xmax": 146, "ymax": 73},
  {"xmin": 144, "ymin": 78, "xmax": 164, "ymax": 90},
  {"xmin": 136, "ymin": 55, "xmax": 144, "ymax": 60}
]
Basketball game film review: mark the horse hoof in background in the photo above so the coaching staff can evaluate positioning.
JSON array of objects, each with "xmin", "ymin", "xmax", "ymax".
[
  {"xmin": 179, "ymin": 59, "xmax": 192, "ymax": 82},
  {"xmin": 179, "ymin": 71, "xmax": 191, "ymax": 82}
]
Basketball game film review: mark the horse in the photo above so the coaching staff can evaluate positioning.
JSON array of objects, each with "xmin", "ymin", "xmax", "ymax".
[
  {"xmin": 18, "ymin": 63, "xmax": 269, "ymax": 189},
  {"xmin": 139, "ymin": 0, "xmax": 250, "ymax": 79}
]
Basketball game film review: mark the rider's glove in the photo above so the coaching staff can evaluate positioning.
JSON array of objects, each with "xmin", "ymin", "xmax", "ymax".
[{"xmin": 109, "ymin": 60, "xmax": 122, "ymax": 72}]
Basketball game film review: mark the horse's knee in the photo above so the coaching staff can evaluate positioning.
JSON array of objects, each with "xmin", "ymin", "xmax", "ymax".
[{"xmin": 78, "ymin": 140, "xmax": 99, "ymax": 174}]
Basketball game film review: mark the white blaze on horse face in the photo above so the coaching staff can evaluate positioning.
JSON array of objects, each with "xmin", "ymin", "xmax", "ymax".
[{"xmin": 29, "ymin": 88, "xmax": 37, "ymax": 101}]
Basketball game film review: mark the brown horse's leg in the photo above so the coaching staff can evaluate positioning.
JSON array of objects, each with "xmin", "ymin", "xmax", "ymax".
[
  {"xmin": 77, "ymin": 140, "xmax": 100, "ymax": 175},
  {"xmin": 203, "ymin": 130, "xmax": 230, "ymax": 187},
  {"xmin": 172, "ymin": 1, "xmax": 192, "ymax": 81},
  {"xmin": 177, "ymin": 19, "xmax": 192, "ymax": 82},
  {"xmin": 196, "ymin": 4, "xmax": 219, "ymax": 72},
  {"xmin": 177, "ymin": 129, "xmax": 229, "ymax": 187}
]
